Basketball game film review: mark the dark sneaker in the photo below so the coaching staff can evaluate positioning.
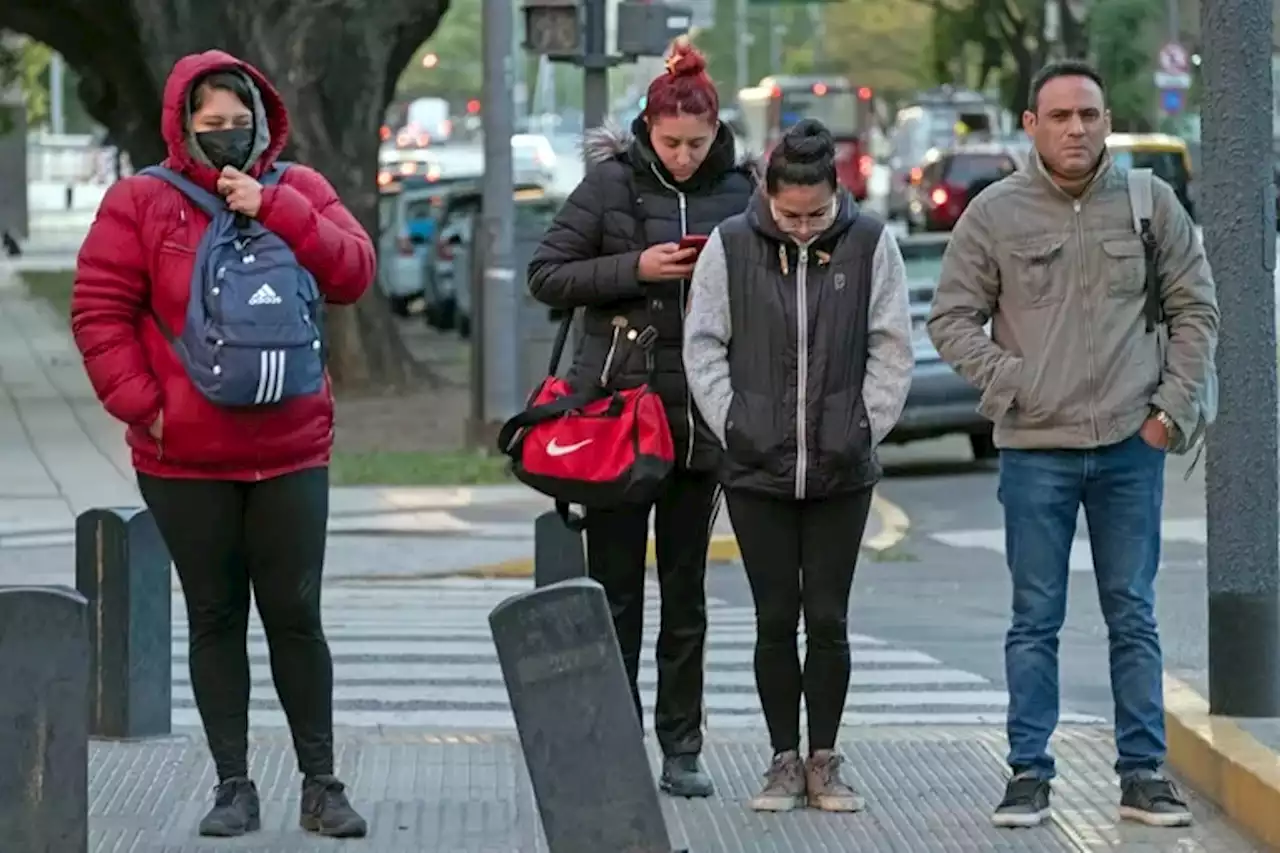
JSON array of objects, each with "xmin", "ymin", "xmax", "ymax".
[
  {"xmin": 748, "ymin": 750, "xmax": 806, "ymax": 812},
  {"xmin": 198, "ymin": 777, "xmax": 260, "ymax": 837},
  {"xmin": 300, "ymin": 775, "xmax": 368, "ymax": 838},
  {"xmin": 659, "ymin": 754, "xmax": 714, "ymax": 798},
  {"xmin": 992, "ymin": 771, "xmax": 1051, "ymax": 828},
  {"xmin": 804, "ymin": 749, "xmax": 865, "ymax": 812},
  {"xmin": 1119, "ymin": 772, "xmax": 1193, "ymax": 827}
]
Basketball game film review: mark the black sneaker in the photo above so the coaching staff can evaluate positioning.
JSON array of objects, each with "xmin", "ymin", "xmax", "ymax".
[
  {"xmin": 659, "ymin": 754, "xmax": 714, "ymax": 798},
  {"xmin": 300, "ymin": 775, "xmax": 369, "ymax": 838},
  {"xmin": 198, "ymin": 777, "xmax": 260, "ymax": 837},
  {"xmin": 1119, "ymin": 772, "xmax": 1193, "ymax": 827},
  {"xmin": 992, "ymin": 771, "xmax": 1051, "ymax": 828}
]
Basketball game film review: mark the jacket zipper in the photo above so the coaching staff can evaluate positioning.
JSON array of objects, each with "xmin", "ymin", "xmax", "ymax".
[
  {"xmin": 795, "ymin": 245, "xmax": 810, "ymax": 499},
  {"xmin": 1072, "ymin": 200, "xmax": 1100, "ymax": 442},
  {"xmin": 650, "ymin": 165, "xmax": 696, "ymax": 468}
]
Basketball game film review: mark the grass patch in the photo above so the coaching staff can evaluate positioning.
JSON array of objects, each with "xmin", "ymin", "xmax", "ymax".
[
  {"xmin": 330, "ymin": 450, "xmax": 513, "ymax": 486},
  {"xmin": 20, "ymin": 270, "xmax": 76, "ymax": 322}
]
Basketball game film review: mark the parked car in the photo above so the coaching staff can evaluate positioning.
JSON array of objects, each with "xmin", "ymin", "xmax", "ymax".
[
  {"xmin": 1105, "ymin": 132, "xmax": 1196, "ymax": 220},
  {"xmin": 906, "ymin": 142, "xmax": 1021, "ymax": 233},
  {"xmin": 377, "ymin": 176, "xmax": 476, "ymax": 316},
  {"xmin": 886, "ymin": 232, "xmax": 996, "ymax": 460},
  {"xmin": 426, "ymin": 185, "xmax": 566, "ymax": 338},
  {"xmin": 511, "ymin": 134, "xmax": 557, "ymax": 188}
]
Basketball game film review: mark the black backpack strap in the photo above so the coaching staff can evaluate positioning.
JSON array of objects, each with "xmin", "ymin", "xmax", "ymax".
[{"xmin": 1126, "ymin": 168, "xmax": 1162, "ymax": 333}]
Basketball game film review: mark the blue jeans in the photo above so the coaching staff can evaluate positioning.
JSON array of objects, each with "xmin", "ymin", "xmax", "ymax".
[{"xmin": 998, "ymin": 433, "xmax": 1166, "ymax": 781}]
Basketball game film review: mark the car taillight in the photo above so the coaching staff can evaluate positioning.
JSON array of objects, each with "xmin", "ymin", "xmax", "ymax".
[
  {"xmin": 930, "ymin": 187, "xmax": 949, "ymax": 207},
  {"xmin": 397, "ymin": 236, "xmax": 415, "ymax": 256},
  {"xmin": 858, "ymin": 154, "xmax": 873, "ymax": 178}
]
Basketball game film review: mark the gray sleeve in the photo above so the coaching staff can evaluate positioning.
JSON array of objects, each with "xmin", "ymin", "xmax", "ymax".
[
  {"xmin": 863, "ymin": 228, "xmax": 915, "ymax": 446},
  {"xmin": 682, "ymin": 227, "xmax": 734, "ymax": 446}
]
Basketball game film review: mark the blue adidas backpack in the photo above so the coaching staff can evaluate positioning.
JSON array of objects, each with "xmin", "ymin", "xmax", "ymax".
[{"xmin": 139, "ymin": 163, "xmax": 326, "ymax": 408}]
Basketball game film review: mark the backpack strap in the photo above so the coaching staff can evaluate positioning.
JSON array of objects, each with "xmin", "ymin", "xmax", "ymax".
[
  {"xmin": 137, "ymin": 166, "xmax": 226, "ymax": 219},
  {"xmin": 1126, "ymin": 168, "xmax": 1162, "ymax": 333},
  {"xmin": 260, "ymin": 162, "xmax": 291, "ymax": 187}
]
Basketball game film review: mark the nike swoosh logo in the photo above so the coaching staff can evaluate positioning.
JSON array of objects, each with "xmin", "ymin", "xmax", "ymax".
[{"xmin": 546, "ymin": 438, "xmax": 593, "ymax": 457}]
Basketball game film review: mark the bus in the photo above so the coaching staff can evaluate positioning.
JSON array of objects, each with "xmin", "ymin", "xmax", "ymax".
[{"xmin": 737, "ymin": 75, "xmax": 876, "ymax": 200}]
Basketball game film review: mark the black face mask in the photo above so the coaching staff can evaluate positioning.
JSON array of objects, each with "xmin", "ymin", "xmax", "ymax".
[{"xmin": 196, "ymin": 127, "xmax": 253, "ymax": 171}]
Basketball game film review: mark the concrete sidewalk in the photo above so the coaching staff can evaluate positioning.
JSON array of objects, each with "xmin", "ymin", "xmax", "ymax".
[{"xmin": 87, "ymin": 725, "xmax": 1256, "ymax": 852}]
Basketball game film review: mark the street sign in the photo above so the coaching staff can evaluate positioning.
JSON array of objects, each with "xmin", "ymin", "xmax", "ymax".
[
  {"xmin": 1160, "ymin": 88, "xmax": 1185, "ymax": 114},
  {"xmin": 1159, "ymin": 42, "xmax": 1189, "ymax": 74},
  {"xmin": 1154, "ymin": 71, "xmax": 1192, "ymax": 89}
]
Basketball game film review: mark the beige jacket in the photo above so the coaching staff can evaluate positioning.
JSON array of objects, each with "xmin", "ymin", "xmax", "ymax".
[{"xmin": 927, "ymin": 153, "xmax": 1219, "ymax": 450}]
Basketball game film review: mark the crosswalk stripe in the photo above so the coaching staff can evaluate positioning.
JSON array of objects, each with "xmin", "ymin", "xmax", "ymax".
[{"xmin": 168, "ymin": 578, "xmax": 1104, "ymax": 729}]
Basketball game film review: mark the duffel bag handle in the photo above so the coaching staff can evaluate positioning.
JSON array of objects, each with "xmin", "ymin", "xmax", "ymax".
[{"xmin": 495, "ymin": 383, "xmax": 611, "ymax": 455}]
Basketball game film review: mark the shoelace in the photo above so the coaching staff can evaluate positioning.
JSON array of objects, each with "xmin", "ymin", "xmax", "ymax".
[
  {"xmin": 1141, "ymin": 777, "xmax": 1185, "ymax": 805},
  {"xmin": 811, "ymin": 754, "xmax": 852, "ymax": 792}
]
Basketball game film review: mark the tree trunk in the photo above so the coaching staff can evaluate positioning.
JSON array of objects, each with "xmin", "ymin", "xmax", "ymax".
[{"xmin": 2, "ymin": 0, "xmax": 450, "ymax": 391}]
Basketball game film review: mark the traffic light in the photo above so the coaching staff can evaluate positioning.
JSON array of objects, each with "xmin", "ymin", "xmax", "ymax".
[
  {"xmin": 522, "ymin": 0, "xmax": 693, "ymax": 62},
  {"xmin": 467, "ymin": 99, "xmax": 482, "ymax": 114}
]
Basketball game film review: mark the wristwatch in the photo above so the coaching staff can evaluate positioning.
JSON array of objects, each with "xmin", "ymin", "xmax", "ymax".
[{"xmin": 1152, "ymin": 408, "xmax": 1179, "ymax": 444}]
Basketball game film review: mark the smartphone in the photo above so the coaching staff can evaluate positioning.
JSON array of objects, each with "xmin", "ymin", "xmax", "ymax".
[{"xmin": 679, "ymin": 234, "xmax": 709, "ymax": 255}]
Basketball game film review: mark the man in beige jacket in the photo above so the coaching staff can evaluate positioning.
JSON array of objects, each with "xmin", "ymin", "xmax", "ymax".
[{"xmin": 928, "ymin": 59, "xmax": 1218, "ymax": 831}]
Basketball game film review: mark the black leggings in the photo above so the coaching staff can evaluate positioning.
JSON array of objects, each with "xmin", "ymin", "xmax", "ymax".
[
  {"xmin": 724, "ymin": 487, "xmax": 874, "ymax": 754},
  {"xmin": 139, "ymin": 467, "xmax": 333, "ymax": 781}
]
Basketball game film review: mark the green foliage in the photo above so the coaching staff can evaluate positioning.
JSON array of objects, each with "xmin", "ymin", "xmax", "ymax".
[
  {"xmin": 824, "ymin": 0, "xmax": 934, "ymax": 101},
  {"xmin": 0, "ymin": 35, "xmax": 52, "ymax": 132},
  {"xmin": 1089, "ymin": 0, "xmax": 1163, "ymax": 131},
  {"xmin": 395, "ymin": 0, "xmax": 484, "ymax": 105}
]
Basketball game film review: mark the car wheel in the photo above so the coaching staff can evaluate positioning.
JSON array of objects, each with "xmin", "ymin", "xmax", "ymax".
[
  {"xmin": 970, "ymin": 432, "xmax": 998, "ymax": 460},
  {"xmin": 457, "ymin": 314, "xmax": 471, "ymax": 339}
]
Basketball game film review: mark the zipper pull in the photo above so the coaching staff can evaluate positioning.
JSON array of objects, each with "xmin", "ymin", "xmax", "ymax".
[{"xmin": 778, "ymin": 245, "xmax": 789, "ymax": 276}]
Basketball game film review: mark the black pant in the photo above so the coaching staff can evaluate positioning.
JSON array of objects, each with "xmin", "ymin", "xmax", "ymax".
[
  {"xmin": 586, "ymin": 468, "xmax": 717, "ymax": 757},
  {"xmin": 138, "ymin": 467, "xmax": 334, "ymax": 782},
  {"xmin": 725, "ymin": 486, "xmax": 874, "ymax": 754}
]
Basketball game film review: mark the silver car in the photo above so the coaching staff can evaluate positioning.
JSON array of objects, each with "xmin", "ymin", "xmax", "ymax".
[{"xmin": 886, "ymin": 232, "xmax": 996, "ymax": 460}]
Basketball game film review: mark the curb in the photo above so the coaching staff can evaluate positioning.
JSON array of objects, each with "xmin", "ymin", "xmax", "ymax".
[
  {"xmin": 456, "ymin": 490, "xmax": 912, "ymax": 579},
  {"xmin": 1164, "ymin": 674, "xmax": 1280, "ymax": 848}
]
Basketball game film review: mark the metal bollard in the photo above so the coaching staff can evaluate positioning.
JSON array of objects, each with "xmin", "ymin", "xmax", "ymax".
[
  {"xmin": 75, "ymin": 507, "xmax": 172, "ymax": 739},
  {"xmin": 0, "ymin": 586, "xmax": 90, "ymax": 852}
]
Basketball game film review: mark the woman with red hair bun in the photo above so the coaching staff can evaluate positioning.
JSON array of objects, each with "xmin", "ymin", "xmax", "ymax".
[{"xmin": 528, "ymin": 39, "xmax": 754, "ymax": 798}]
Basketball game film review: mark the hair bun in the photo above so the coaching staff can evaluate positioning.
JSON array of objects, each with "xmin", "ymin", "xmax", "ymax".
[
  {"xmin": 664, "ymin": 37, "xmax": 707, "ymax": 78},
  {"xmin": 780, "ymin": 118, "xmax": 834, "ymax": 164}
]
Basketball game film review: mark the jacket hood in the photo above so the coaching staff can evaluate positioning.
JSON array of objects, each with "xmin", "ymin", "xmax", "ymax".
[
  {"xmin": 747, "ymin": 186, "xmax": 859, "ymax": 249},
  {"xmin": 161, "ymin": 51, "xmax": 290, "ymax": 189},
  {"xmin": 582, "ymin": 116, "xmax": 760, "ymax": 190}
]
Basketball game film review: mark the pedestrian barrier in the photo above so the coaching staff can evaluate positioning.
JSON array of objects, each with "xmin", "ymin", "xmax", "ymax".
[
  {"xmin": 533, "ymin": 509, "xmax": 587, "ymax": 587},
  {"xmin": 0, "ymin": 586, "xmax": 90, "ymax": 852},
  {"xmin": 74, "ymin": 507, "xmax": 172, "ymax": 739},
  {"xmin": 489, "ymin": 578, "xmax": 686, "ymax": 853}
]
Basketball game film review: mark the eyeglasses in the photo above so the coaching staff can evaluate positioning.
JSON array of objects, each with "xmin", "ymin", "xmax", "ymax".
[{"xmin": 770, "ymin": 196, "xmax": 838, "ymax": 230}]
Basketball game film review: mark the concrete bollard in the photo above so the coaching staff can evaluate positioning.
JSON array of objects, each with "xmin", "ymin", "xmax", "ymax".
[
  {"xmin": 534, "ymin": 508, "xmax": 587, "ymax": 588},
  {"xmin": 0, "ymin": 586, "xmax": 90, "ymax": 852},
  {"xmin": 75, "ymin": 507, "xmax": 172, "ymax": 739}
]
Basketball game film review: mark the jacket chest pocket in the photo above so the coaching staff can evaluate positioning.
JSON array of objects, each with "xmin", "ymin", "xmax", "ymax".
[
  {"xmin": 1002, "ymin": 237, "xmax": 1068, "ymax": 306},
  {"xmin": 1101, "ymin": 237, "xmax": 1147, "ymax": 298}
]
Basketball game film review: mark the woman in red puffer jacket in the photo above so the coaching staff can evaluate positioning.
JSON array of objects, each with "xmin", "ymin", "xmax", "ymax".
[{"xmin": 70, "ymin": 50, "xmax": 373, "ymax": 841}]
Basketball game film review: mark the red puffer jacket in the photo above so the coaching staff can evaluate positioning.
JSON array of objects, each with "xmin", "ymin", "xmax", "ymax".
[{"xmin": 70, "ymin": 51, "xmax": 375, "ymax": 481}]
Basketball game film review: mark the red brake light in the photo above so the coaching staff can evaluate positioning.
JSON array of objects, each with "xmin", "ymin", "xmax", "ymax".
[
  {"xmin": 812, "ymin": 82, "xmax": 828, "ymax": 96},
  {"xmin": 858, "ymin": 86, "xmax": 872, "ymax": 100},
  {"xmin": 930, "ymin": 187, "xmax": 949, "ymax": 207},
  {"xmin": 858, "ymin": 154, "xmax": 873, "ymax": 178}
]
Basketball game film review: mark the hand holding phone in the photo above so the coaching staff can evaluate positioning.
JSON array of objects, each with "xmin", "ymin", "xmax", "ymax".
[{"xmin": 639, "ymin": 242, "xmax": 700, "ymax": 282}]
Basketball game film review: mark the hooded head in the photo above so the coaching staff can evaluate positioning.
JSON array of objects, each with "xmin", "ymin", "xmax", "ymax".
[{"xmin": 161, "ymin": 51, "xmax": 290, "ymax": 191}]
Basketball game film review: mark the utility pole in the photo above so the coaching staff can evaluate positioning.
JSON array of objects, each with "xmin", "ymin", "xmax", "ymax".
[
  {"xmin": 476, "ymin": 0, "xmax": 520, "ymax": 438},
  {"xmin": 735, "ymin": 0, "xmax": 749, "ymax": 92},
  {"xmin": 1202, "ymin": 0, "xmax": 1279, "ymax": 716},
  {"xmin": 49, "ymin": 53, "xmax": 65, "ymax": 135},
  {"xmin": 582, "ymin": 0, "xmax": 610, "ymax": 154}
]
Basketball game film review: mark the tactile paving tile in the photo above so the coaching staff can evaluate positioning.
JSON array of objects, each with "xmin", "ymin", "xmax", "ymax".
[{"xmin": 86, "ymin": 725, "xmax": 1263, "ymax": 852}]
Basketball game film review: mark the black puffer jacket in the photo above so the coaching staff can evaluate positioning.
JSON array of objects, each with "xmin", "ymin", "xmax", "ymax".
[{"xmin": 527, "ymin": 117, "xmax": 756, "ymax": 472}]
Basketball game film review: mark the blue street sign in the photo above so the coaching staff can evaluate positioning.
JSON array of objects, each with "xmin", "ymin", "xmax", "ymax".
[{"xmin": 1161, "ymin": 88, "xmax": 1185, "ymax": 113}]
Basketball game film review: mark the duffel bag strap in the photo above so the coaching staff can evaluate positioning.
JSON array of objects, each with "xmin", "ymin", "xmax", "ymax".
[
  {"xmin": 555, "ymin": 500, "xmax": 588, "ymax": 532},
  {"xmin": 495, "ymin": 384, "xmax": 611, "ymax": 455}
]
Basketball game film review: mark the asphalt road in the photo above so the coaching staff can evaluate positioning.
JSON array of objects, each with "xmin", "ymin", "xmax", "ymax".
[{"xmin": 707, "ymin": 433, "xmax": 1216, "ymax": 729}]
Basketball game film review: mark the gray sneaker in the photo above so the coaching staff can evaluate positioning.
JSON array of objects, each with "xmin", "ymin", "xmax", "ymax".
[
  {"xmin": 1119, "ymin": 771, "xmax": 1193, "ymax": 827},
  {"xmin": 805, "ymin": 749, "xmax": 865, "ymax": 812},
  {"xmin": 748, "ymin": 750, "xmax": 807, "ymax": 812}
]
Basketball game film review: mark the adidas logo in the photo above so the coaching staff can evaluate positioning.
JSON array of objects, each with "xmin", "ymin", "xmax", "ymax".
[{"xmin": 248, "ymin": 284, "xmax": 282, "ymax": 306}]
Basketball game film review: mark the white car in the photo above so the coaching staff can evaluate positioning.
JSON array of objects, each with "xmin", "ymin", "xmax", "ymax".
[{"xmin": 511, "ymin": 134, "xmax": 557, "ymax": 188}]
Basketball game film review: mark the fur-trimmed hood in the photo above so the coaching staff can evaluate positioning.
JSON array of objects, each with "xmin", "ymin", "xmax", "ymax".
[{"xmin": 581, "ymin": 117, "xmax": 761, "ymax": 187}]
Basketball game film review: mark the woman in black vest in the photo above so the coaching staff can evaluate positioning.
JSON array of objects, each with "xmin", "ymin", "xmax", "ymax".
[
  {"xmin": 683, "ymin": 120, "xmax": 914, "ymax": 812},
  {"xmin": 526, "ymin": 40, "xmax": 754, "ymax": 797}
]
